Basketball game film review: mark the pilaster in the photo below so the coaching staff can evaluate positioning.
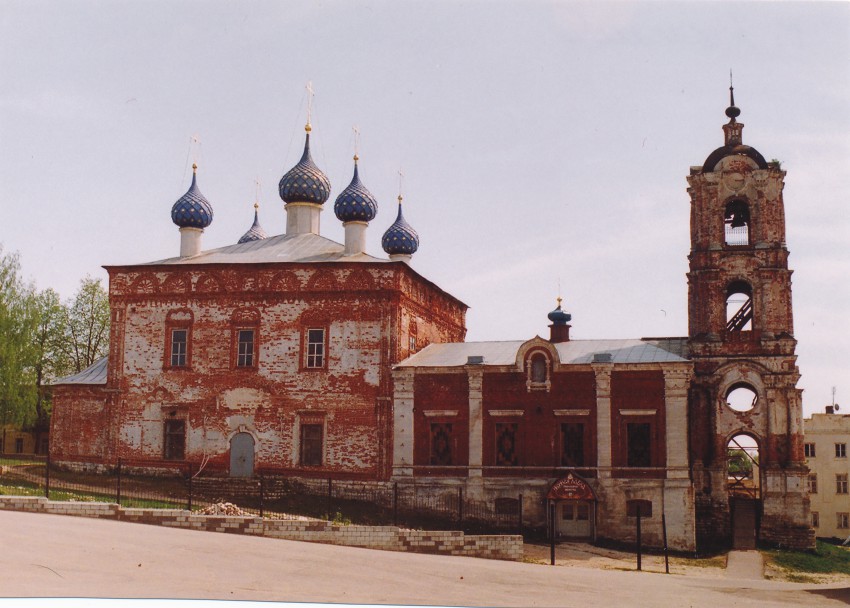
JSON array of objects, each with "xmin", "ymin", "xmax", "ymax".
[
  {"xmin": 391, "ymin": 369, "xmax": 415, "ymax": 478},
  {"xmin": 592, "ymin": 363, "xmax": 613, "ymax": 478}
]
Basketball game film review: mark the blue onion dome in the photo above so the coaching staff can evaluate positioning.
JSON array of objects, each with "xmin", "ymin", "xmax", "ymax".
[
  {"xmin": 334, "ymin": 156, "xmax": 378, "ymax": 223},
  {"xmin": 171, "ymin": 164, "xmax": 214, "ymax": 229},
  {"xmin": 237, "ymin": 203, "xmax": 268, "ymax": 244},
  {"xmin": 382, "ymin": 196, "xmax": 419, "ymax": 255},
  {"xmin": 278, "ymin": 127, "xmax": 331, "ymax": 205},
  {"xmin": 548, "ymin": 297, "xmax": 572, "ymax": 325}
]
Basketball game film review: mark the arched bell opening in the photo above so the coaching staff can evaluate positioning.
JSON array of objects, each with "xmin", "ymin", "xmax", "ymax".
[
  {"xmin": 725, "ymin": 281, "xmax": 753, "ymax": 332},
  {"xmin": 724, "ymin": 199, "xmax": 751, "ymax": 246}
]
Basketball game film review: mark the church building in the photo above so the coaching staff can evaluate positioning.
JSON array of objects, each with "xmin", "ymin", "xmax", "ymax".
[{"xmin": 50, "ymin": 89, "xmax": 813, "ymax": 551}]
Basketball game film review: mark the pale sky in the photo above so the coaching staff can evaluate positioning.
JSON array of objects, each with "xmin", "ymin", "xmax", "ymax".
[{"xmin": 1, "ymin": 1, "xmax": 848, "ymax": 417}]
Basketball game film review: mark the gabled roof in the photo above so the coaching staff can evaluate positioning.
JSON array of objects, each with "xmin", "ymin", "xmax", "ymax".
[
  {"xmin": 52, "ymin": 357, "xmax": 108, "ymax": 385},
  {"xmin": 141, "ymin": 232, "xmax": 386, "ymax": 266},
  {"xmin": 396, "ymin": 338, "xmax": 690, "ymax": 368}
]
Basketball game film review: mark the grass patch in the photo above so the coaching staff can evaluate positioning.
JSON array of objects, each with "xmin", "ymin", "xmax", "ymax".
[
  {"xmin": 685, "ymin": 555, "xmax": 727, "ymax": 569},
  {"xmin": 766, "ymin": 540, "xmax": 850, "ymax": 575}
]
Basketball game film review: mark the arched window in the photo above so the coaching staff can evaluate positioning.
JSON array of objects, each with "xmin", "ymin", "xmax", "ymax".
[
  {"xmin": 726, "ymin": 281, "xmax": 753, "ymax": 332},
  {"xmin": 724, "ymin": 199, "xmax": 750, "ymax": 246},
  {"xmin": 531, "ymin": 355, "xmax": 547, "ymax": 383}
]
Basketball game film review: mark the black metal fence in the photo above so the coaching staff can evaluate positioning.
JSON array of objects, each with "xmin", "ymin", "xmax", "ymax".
[{"xmin": 0, "ymin": 455, "xmax": 523, "ymax": 536}]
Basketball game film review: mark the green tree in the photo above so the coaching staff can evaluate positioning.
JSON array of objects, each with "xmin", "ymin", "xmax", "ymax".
[
  {"xmin": 30, "ymin": 288, "xmax": 72, "ymax": 442},
  {"xmin": 0, "ymin": 246, "xmax": 40, "ymax": 427},
  {"xmin": 61, "ymin": 276, "xmax": 110, "ymax": 374}
]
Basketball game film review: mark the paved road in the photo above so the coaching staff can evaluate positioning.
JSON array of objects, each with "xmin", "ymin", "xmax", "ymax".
[{"xmin": 0, "ymin": 510, "xmax": 848, "ymax": 607}]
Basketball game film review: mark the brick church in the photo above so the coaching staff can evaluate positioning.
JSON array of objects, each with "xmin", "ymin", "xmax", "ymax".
[{"xmin": 51, "ymin": 90, "xmax": 813, "ymax": 551}]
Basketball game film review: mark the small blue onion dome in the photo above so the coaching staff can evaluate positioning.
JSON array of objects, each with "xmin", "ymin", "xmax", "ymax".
[
  {"xmin": 278, "ymin": 129, "xmax": 331, "ymax": 205},
  {"xmin": 382, "ymin": 196, "xmax": 419, "ymax": 255},
  {"xmin": 171, "ymin": 164, "xmax": 213, "ymax": 229},
  {"xmin": 334, "ymin": 156, "xmax": 378, "ymax": 223},
  {"xmin": 548, "ymin": 297, "xmax": 572, "ymax": 325},
  {"xmin": 237, "ymin": 204, "xmax": 268, "ymax": 244}
]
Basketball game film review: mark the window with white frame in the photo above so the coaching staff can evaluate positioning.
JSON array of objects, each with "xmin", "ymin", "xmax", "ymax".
[
  {"xmin": 836, "ymin": 443, "xmax": 847, "ymax": 458},
  {"xmin": 838, "ymin": 513, "xmax": 849, "ymax": 530},
  {"xmin": 236, "ymin": 329, "xmax": 255, "ymax": 367},
  {"xmin": 808, "ymin": 474, "xmax": 818, "ymax": 494},
  {"xmin": 305, "ymin": 328, "xmax": 325, "ymax": 368},
  {"xmin": 837, "ymin": 474, "xmax": 848, "ymax": 495},
  {"xmin": 804, "ymin": 443, "xmax": 816, "ymax": 458}
]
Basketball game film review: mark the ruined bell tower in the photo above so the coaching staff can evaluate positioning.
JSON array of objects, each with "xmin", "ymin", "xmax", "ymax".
[{"xmin": 686, "ymin": 86, "xmax": 814, "ymax": 550}]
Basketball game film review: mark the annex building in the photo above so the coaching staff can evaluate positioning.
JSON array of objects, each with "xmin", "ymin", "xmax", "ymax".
[
  {"xmin": 51, "ymin": 90, "xmax": 814, "ymax": 552},
  {"xmin": 803, "ymin": 408, "xmax": 850, "ymax": 541}
]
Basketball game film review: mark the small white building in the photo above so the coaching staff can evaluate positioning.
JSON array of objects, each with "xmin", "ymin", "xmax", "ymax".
[{"xmin": 803, "ymin": 407, "xmax": 850, "ymax": 541}]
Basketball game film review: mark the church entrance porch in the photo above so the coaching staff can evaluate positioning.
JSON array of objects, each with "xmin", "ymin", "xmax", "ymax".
[{"xmin": 547, "ymin": 472, "xmax": 597, "ymax": 541}]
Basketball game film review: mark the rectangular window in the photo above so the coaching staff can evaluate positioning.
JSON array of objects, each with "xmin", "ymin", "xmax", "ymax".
[
  {"xmin": 409, "ymin": 336, "xmax": 416, "ymax": 353},
  {"xmin": 163, "ymin": 420, "xmax": 185, "ymax": 460},
  {"xmin": 839, "ymin": 513, "xmax": 850, "ymax": 530},
  {"xmin": 561, "ymin": 423, "xmax": 585, "ymax": 467},
  {"xmin": 236, "ymin": 329, "xmax": 255, "ymax": 367},
  {"xmin": 808, "ymin": 474, "xmax": 818, "ymax": 494},
  {"xmin": 836, "ymin": 443, "xmax": 846, "ymax": 458},
  {"xmin": 627, "ymin": 423, "xmax": 652, "ymax": 467},
  {"xmin": 804, "ymin": 443, "xmax": 816, "ymax": 458},
  {"xmin": 812, "ymin": 512, "xmax": 819, "ymax": 528},
  {"xmin": 837, "ymin": 474, "xmax": 848, "ymax": 495},
  {"xmin": 300, "ymin": 424, "xmax": 323, "ymax": 466},
  {"xmin": 306, "ymin": 328, "xmax": 325, "ymax": 368},
  {"xmin": 170, "ymin": 329, "xmax": 188, "ymax": 367},
  {"xmin": 430, "ymin": 423, "xmax": 453, "ymax": 466},
  {"xmin": 495, "ymin": 423, "xmax": 519, "ymax": 466}
]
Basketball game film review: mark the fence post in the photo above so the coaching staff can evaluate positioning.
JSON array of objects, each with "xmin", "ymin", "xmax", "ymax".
[
  {"xmin": 636, "ymin": 505, "xmax": 642, "ymax": 572},
  {"xmin": 517, "ymin": 493, "xmax": 523, "ymax": 537},
  {"xmin": 45, "ymin": 451, "xmax": 50, "ymax": 499},
  {"xmin": 187, "ymin": 464, "xmax": 193, "ymax": 512},
  {"xmin": 326, "ymin": 477, "xmax": 332, "ymax": 521},
  {"xmin": 393, "ymin": 482, "xmax": 399, "ymax": 527},
  {"xmin": 116, "ymin": 458, "xmax": 122, "ymax": 506},
  {"xmin": 549, "ymin": 501, "xmax": 556, "ymax": 565},
  {"xmin": 457, "ymin": 487, "xmax": 463, "ymax": 523},
  {"xmin": 259, "ymin": 475, "xmax": 265, "ymax": 519}
]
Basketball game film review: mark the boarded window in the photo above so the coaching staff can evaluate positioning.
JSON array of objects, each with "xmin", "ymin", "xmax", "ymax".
[
  {"xmin": 495, "ymin": 423, "xmax": 519, "ymax": 466},
  {"xmin": 306, "ymin": 328, "xmax": 325, "ymax": 368},
  {"xmin": 163, "ymin": 420, "xmax": 185, "ymax": 460},
  {"xmin": 626, "ymin": 499, "xmax": 652, "ymax": 518},
  {"xmin": 494, "ymin": 497, "xmax": 519, "ymax": 515},
  {"xmin": 627, "ymin": 423, "xmax": 652, "ymax": 467},
  {"xmin": 237, "ymin": 329, "xmax": 255, "ymax": 367},
  {"xmin": 429, "ymin": 423, "xmax": 453, "ymax": 466},
  {"xmin": 561, "ymin": 423, "xmax": 585, "ymax": 467},
  {"xmin": 300, "ymin": 424, "xmax": 323, "ymax": 466},
  {"xmin": 171, "ymin": 329, "xmax": 188, "ymax": 367}
]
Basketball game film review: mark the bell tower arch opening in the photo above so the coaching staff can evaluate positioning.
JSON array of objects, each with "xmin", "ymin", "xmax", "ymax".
[
  {"xmin": 725, "ymin": 281, "xmax": 753, "ymax": 332},
  {"xmin": 724, "ymin": 199, "xmax": 750, "ymax": 246}
]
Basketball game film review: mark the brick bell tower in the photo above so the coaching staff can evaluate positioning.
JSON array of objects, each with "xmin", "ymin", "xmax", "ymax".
[{"xmin": 686, "ymin": 85, "xmax": 813, "ymax": 550}]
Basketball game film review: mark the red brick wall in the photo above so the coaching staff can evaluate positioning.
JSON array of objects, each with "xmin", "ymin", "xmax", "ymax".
[
  {"xmin": 481, "ymin": 371, "xmax": 597, "ymax": 471},
  {"xmin": 51, "ymin": 262, "xmax": 466, "ymax": 481},
  {"xmin": 610, "ymin": 370, "xmax": 666, "ymax": 477},
  {"xmin": 413, "ymin": 373, "xmax": 469, "ymax": 472}
]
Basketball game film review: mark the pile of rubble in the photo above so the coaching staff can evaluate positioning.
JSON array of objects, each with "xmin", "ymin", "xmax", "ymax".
[{"xmin": 197, "ymin": 502, "xmax": 251, "ymax": 516}]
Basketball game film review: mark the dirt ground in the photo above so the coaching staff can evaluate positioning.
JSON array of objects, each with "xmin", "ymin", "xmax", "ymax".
[{"xmin": 523, "ymin": 541, "xmax": 728, "ymax": 577}]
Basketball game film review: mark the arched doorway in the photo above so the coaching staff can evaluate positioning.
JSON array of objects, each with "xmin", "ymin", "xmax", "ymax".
[
  {"xmin": 547, "ymin": 472, "xmax": 597, "ymax": 540},
  {"xmin": 727, "ymin": 433, "xmax": 760, "ymax": 549},
  {"xmin": 230, "ymin": 432, "xmax": 255, "ymax": 477}
]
